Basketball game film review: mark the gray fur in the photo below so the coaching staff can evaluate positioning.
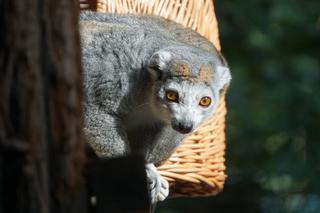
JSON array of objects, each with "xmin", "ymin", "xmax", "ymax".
[{"xmin": 80, "ymin": 11, "xmax": 231, "ymax": 202}]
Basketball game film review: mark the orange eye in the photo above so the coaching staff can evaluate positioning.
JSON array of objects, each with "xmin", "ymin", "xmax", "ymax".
[
  {"xmin": 165, "ymin": 90, "xmax": 178, "ymax": 102},
  {"xmin": 199, "ymin": 96, "xmax": 211, "ymax": 107}
]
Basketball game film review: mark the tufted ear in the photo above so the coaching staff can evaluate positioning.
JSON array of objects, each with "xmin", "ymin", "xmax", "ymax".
[
  {"xmin": 148, "ymin": 51, "xmax": 172, "ymax": 80},
  {"xmin": 216, "ymin": 65, "xmax": 232, "ymax": 91}
]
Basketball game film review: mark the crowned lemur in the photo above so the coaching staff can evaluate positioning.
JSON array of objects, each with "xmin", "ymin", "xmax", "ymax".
[{"xmin": 80, "ymin": 11, "xmax": 231, "ymax": 203}]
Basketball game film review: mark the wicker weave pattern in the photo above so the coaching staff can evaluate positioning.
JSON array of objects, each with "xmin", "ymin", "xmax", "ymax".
[{"xmin": 80, "ymin": 0, "xmax": 227, "ymax": 197}]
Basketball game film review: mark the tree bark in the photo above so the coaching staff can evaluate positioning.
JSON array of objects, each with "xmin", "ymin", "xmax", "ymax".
[{"xmin": 0, "ymin": 0, "xmax": 86, "ymax": 212}]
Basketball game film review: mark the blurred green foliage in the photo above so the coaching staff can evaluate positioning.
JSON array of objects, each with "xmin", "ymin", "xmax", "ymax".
[{"xmin": 158, "ymin": 0, "xmax": 320, "ymax": 212}]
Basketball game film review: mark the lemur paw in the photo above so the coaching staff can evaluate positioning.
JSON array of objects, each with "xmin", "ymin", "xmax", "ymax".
[{"xmin": 146, "ymin": 163, "xmax": 169, "ymax": 204}]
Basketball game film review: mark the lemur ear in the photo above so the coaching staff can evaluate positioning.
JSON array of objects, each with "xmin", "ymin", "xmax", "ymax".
[
  {"xmin": 216, "ymin": 66, "xmax": 232, "ymax": 91},
  {"xmin": 148, "ymin": 51, "xmax": 172, "ymax": 80}
]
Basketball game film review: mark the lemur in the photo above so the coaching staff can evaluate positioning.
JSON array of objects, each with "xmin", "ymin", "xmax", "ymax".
[{"xmin": 80, "ymin": 11, "xmax": 231, "ymax": 203}]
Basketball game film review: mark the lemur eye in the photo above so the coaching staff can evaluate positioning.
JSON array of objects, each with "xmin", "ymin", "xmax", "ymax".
[
  {"xmin": 199, "ymin": 96, "xmax": 211, "ymax": 107},
  {"xmin": 165, "ymin": 90, "xmax": 179, "ymax": 102}
]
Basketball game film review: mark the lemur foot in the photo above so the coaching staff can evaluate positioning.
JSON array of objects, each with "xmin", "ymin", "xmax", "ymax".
[{"xmin": 146, "ymin": 163, "xmax": 169, "ymax": 204}]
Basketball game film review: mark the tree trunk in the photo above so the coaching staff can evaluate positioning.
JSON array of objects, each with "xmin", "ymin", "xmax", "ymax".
[{"xmin": 0, "ymin": 0, "xmax": 86, "ymax": 212}]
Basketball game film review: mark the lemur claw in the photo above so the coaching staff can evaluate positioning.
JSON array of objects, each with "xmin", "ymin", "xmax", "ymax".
[{"xmin": 146, "ymin": 163, "xmax": 169, "ymax": 204}]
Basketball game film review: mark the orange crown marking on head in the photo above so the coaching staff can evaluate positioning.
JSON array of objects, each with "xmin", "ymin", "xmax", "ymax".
[
  {"xmin": 199, "ymin": 66, "xmax": 213, "ymax": 81},
  {"xmin": 171, "ymin": 62, "xmax": 213, "ymax": 82},
  {"xmin": 171, "ymin": 61, "xmax": 191, "ymax": 80}
]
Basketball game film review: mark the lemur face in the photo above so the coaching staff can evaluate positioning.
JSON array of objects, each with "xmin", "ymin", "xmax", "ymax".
[
  {"xmin": 152, "ymin": 78, "xmax": 217, "ymax": 134},
  {"xmin": 148, "ymin": 48, "xmax": 231, "ymax": 134}
]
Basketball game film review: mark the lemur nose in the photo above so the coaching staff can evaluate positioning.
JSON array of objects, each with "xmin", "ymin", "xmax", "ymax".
[{"xmin": 178, "ymin": 123, "xmax": 193, "ymax": 134}]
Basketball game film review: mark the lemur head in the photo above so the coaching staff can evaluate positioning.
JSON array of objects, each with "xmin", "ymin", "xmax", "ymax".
[{"xmin": 147, "ymin": 46, "xmax": 231, "ymax": 134}]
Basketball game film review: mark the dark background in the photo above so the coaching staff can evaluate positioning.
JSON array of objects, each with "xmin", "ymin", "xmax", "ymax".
[{"xmin": 158, "ymin": 0, "xmax": 320, "ymax": 212}]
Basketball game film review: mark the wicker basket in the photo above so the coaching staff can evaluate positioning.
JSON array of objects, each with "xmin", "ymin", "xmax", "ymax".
[{"xmin": 80, "ymin": 0, "xmax": 227, "ymax": 197}]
